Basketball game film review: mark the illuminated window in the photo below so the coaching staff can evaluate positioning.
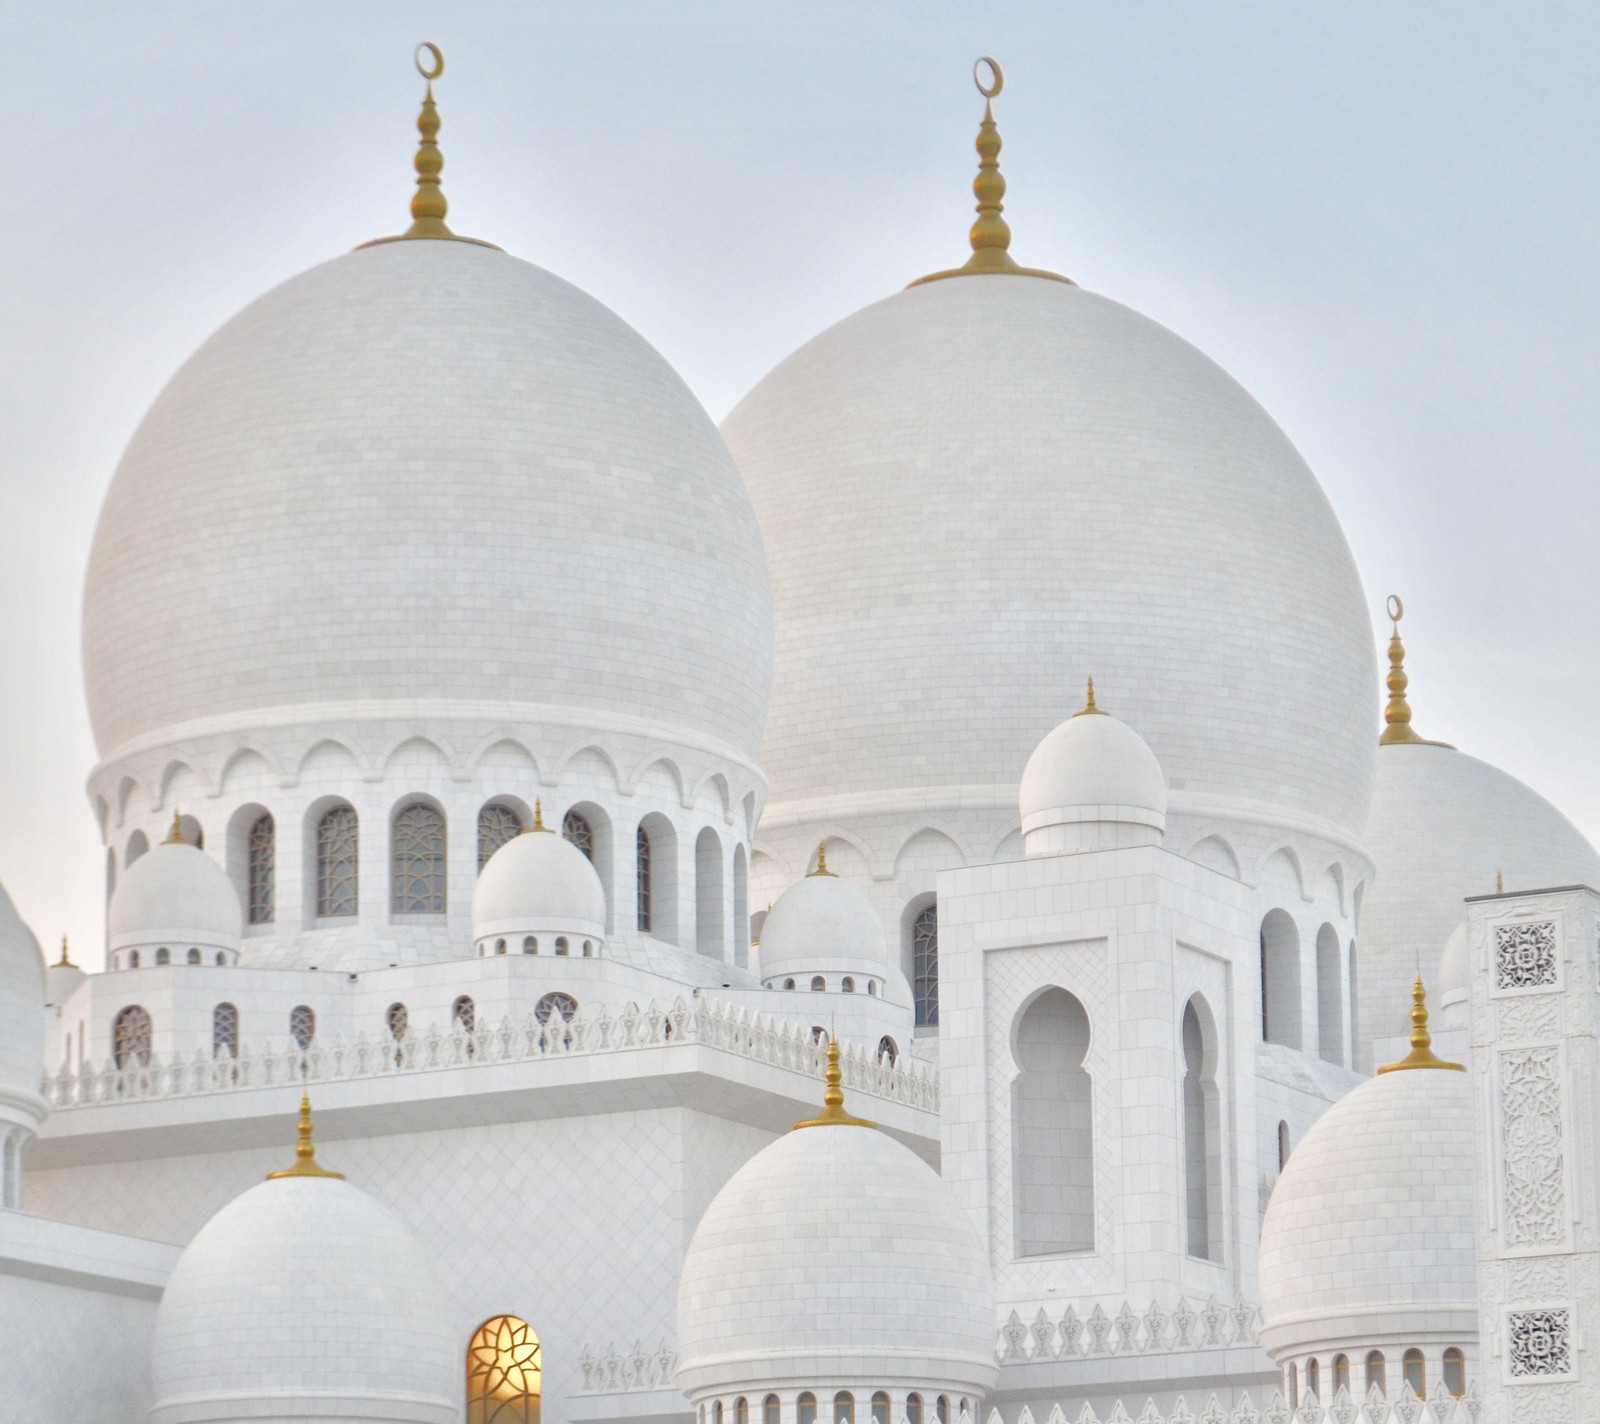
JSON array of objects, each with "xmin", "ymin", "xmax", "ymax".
[
  {"xmin": 113, "ymin": 1005, "xmax": 152, "ymax": 1069},
  {"xmin": 316, "ymin": 805, "xmax": 359, "ymax": 917},
  {"xmin": 913, "ymin": 900, "xmax": 939, "ymax": 1026},
  {"xmin": 478, "ymin": 803, "xmax": 522, "ymax": 870},
  {"xmin": 466, "ymin": 1314, "xmax": 541, "ymax": 1423},
  {"xmin": 879, "ymin": 1035, "xmax": 899, "ymax": 1066},
  {"xmin": 290, "ymin": 1004, "xmax": 315, "ymax": 1050},
  {"xmin": 454, "ymin": 995, "xmax": 477, "ymax": 1034},
  {"xmin": 636, "ymin": 826, "xmax": 652, "ymax": 931},
  {"xmin": 1403, "ymin": 1349, "xmax": 1425, "ymax": 1398},
  {"xmin": 535, "ymin": 992, "xmax": 578, "ymax": 1024},
  {"xmin": 1366, "ymin": 1351, "xmax": 1386, "ymax": 1397},
  {"xmin": 392, "ymin": 802, "xmax": 446, "ymax": 914},
  {"xmin": 1443, "ymin": 1347, "xmax": 1465, "ymax": 1397},
  {"xmin": 248, "ymin": 812, "xmax": 275, "ymax": 923},
  {"xmin": 212, "ymin": 1002, "xmax": 239, "ymax": 1059},
  {"xmin": 563, "ymin": 809, "xmax": 593, "ymax": 860}
]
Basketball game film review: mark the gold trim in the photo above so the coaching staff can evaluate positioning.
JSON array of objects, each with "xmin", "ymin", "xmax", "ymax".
[
  {"xmin": 1072, "ymin": 675, "xmax": 1106, "ymax": 717},
  {"xmin": 55, "ymin": 935, "xmax": 73, "ymax": 969},
  {"xmin": 910, "ymin": 57, "xmax": 1071, "ymax": 289},
  {"xmin": 1377, "ymin": 976, "xmax": 1464, "ymax": 1073},
  {"xmin": 792, "ymin": 1035, "xmax": 876, "ymax": 1129},
  {"xmin": 809, "ymin": 840, "xmax": 835, "ymax": 877},
  {"xmin": 523, "ymin": 798, "xmax": 551, "ymax": 834},
  {"xmin": 266, "ymin": 1094, "xmax": 346, "ymax": 1179},
  {"xmin": 1378, "ymin": 595, "xmax": 1453, "ymax": 748},
  {"xmin": 163, "ymin": 811, "xmax": 186, "ymax": 845}
]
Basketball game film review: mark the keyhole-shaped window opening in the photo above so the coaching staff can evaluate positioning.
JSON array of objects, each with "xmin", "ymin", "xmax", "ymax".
[
  {"xmin": 1011, "ymin": 987, "xmax": 1094, "ymax": 1256},
  {"xmin": 1182, "ymin": 996, "xmax": 1223, "ymax": 1262},
  {"xmin": 466, "ymin": 1315, "xmax": 541, "ymax": 1423},
  {"xmin": 247, "ymin": 812, "xmax": 275, "ymax": 923}
]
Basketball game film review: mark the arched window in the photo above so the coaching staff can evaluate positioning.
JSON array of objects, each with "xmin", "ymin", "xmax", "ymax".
[
  {"xmin": 555, "ymin": 937, "xmax": 569, "ymax": 955},
  {"xmin": 871, "ymin": 1394, "xmax": 890, "ymax": 1424},
  {"xmin": 878, "ymin": 1035, "xmax": 899, "ymax": 1066},
  {"xmin": 495, "ymin": 939, "xmax": 507, "ymax": 954},
  {"xmin": 736, "ymin": 1401, "xmax": 748, "ymax": 1424},
  {"xmin": 466, "ymin": 1314, "xmax": 541, "ymax": 1423},
  {"xmin": 453, "ymin": 995, "xmax": 476, "ymax": 1034},
  {"xmin": 125, "ymin": 829, "xmax": 149, "ymax": 867},
  {"xmin": 477, "ymin": 803, "xmax": 522, "ymax": 870},
  {"xmin": 713, "ymin": 1404, "xmax": 723, "ymax": 1424},
  {"xmin": 1348, "ymin": 939, "xmax": 1361, "ymax": 1065},
  {"xmin": 782, "ymin": 978, "xmax": 794, "ymax": 990},
  {"xmin": 811, "ymin": 1025, "xmax": 828, "ymax": 1044},
  {"xmin": 913, "ymin": 900, "xmax": 939, "ymax": 1026},
  {"xmin": 1443, "ymin": 1347, "xmax": 1465, "ymax": 1397},
  {"xmin": 797, "ymin": 1394, "xmax": 817, "ymax": 1424},
  {"xmin": 834, "ymin": 1392, "xmax": 854, "ymax": 1423},
  {"xmin": 248, "ymin": 812, "xmax": 275, "ymax": 923},
  {"xmin": 842, "ymin": 976, "xmax": 855, "ymax": 992},
  {"xmin": 810, "ymin": 975, "xmax": 825, "ymax": 992},
  {"xmin": 763, "ymin": 1396, "xmax": 780, "ymax": 1424},
  {"xmin": 1333, "ymin": 1354, "xmax": 1350, "ymax": 1395},
  {"xmin": 523, "ymin": 936, "xmax": 537, "ymax": 954},
  {"xmin": 636, "ymin": 825, "xmax": 653, "ymax": 931},
  {"xmin": 387, "ymin": 1002, "xmax": 409, "ymax": 1041},
  {"xmin": 316, "ymin": 805, "xmax": 359, "ymax": 917},
  {"xmin": 212, "ymin": 1002, "xmax": 239, "ymax": 1059},
  {"xmin": 1402, "ymin": 1349, "xmax": 1425, "ymax": 1398},
  {"xmin": 867, "ymin": 980, "xmax": 877, "ymax": 996},
  {"xmin": 907, "ymin": 1396, "xmax": 924, "ymax": 1424},
  {"xmin": 1366, "ymin": 1351, "xmax": 1386, "ymax": 1397},
  {"xmin": 1278, "ymin": 1120, "xmax": 1291, "ymax": 1171},
  {"xmin": 582, "ymin": 940, "xmax": 593, "ymax": 956},
  {"xmin": 1182, "ymin": 997, "xmax": 1221, "ymax": 1261},
  {"xmin": 1259, "ymin": 909, "xmax": 1302, "ymax": 1048},
  {"xmin": 129, "ymin": 950, "xmax": 140, "ymax": 969},
  {"xmin": 696, "ymin": 826, "xmax": 724, "ymax": 958},
  {"xmin": 186, "ymin": 947, "xmax": 201, "ymax": 965},
  {"xmin": 1288, "ymin": 1362, "xmax": 1298, "ymax": 1407},
  {"xmin": 155, "ymin": 947, "xmax": 170, "ymax": 966},
  {"xmin": 1307, "ymin": 1357, "xmax": 1320, "ymax": 1400},
  {"xmin": 215, "ymin": 950, "xmax": 226, "ymax": 966},
  {"xmin": 535, "ymin": 992, "xmax": 578, "ymax": 1024},
  {"xmin": 936, "ymin": 1397, "xmax": 949, "ymax": 1424},
  {"xmin": 732, "ymin": 845, "xmax": 749, "ymax": 968},
  {"xmin": 290, "ymin": 1005, "xmax": 315, "ymax": 1050},
  {"xmin": 563, "ymin": 809, "xmax": 593, "ymax": 860},
  {"xmin": 113, "ymin": 1005, "xmax": 153, "ymax": 1069},
  {"xmin": 392, "ymin": 802, "xmax": 446, "ymax": 913},
  {"xmin": 1012, "ymin": 987, "xmax": 1094, "ymax": 1256},
  {"xmin": 1315, "ymin": 923, "xmax": 1344, "ymax": 1064}
]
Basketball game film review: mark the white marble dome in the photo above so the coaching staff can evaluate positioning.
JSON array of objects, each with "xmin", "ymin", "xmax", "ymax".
[
  {"xmin": 758, "ymin": 864, "xmax": 891, "ymax": 989},
  {"xmin": 1357, "ymin": 741, "xmax": 1600, "ymax": 1067},
  {"xmin": 1020, "ymin": 697, "xmax": 1166, "ymax": 854},
  {"xmin": 472, "ymin": 819, "xmax": 606, "ymax": 951},
  {"xmin": 150, "ymin": 1140, "xmax": 457, "ymax": 1424},
  {"xmin": 1258, "ymin": 1061, "xmax": 1475, "ymax": 1362},
  {"xmin": 677, "ymin": 1112, "xmax": 997, "ymax": 1402},
  {"xmin": 0, "ymin": 879, "xmax": 47, "ymax": 1147},
  {"xmin": 1437, "ymin": 921, "xmax": 1470, "ymax": 1031},
  {"xmin": 723, "ymin": 273, "xmax": 1377, "ymax": 849},
  {"xmin": 84, "ymin": 238, "xmax": 773, "ymax": 764},
  {"xmin": 107, "ymin": 830, "xmax": 243, "ymax": 963}
]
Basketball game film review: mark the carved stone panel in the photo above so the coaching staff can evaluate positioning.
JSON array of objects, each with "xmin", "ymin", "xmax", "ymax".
[
  {"xmin": 1499, "ymin": 1045, "xmax": 1568, "ymax": 1251},
  {"xmin": 1506, "ymin": 1306, "xmax": 1573, "ymax": 1380},
  {"xmin": 1496, "ymin": 922, "xmax": 1560, "ymax": 993}
]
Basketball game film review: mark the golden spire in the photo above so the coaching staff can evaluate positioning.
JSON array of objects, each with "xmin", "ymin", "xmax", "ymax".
[
  {"xmin": 809, "ymin": 841, "xmax": 835, "ymax": 877},
  {"xmin": 1073, "ymin": 675, "xmax": 1106, "ymax": 717},
  {"xmin": 1378, "ymin": 596, "xmax": 1452, "ymax": 747},
  {"xmin": 55, "ymin": 935, "xmax": 73, "ymax": 968},
  {"xmin": 792, "ymin": 1035, "xmax": 876, "ymax": 1129},
  {"xmin": 1497, "ymin": 869, "xmax": 1505, "ymax": 894},
  {"xmin": 1377, "ymin": 976, "xmax": 1465, "ymax": 1073},
  {"xmin": 910, "ymin": 57, "xmax": 1070, "ymax": 288},
  {"xmin": 359, "ymin": 44, "xmax": 499, "ymax": 251},
  {"xmin": 163, "ymin": 811, "xmax": 186, "ymax": 845},
  {"xmin": 530, "ymin": 799, "xmax": 550, "ymax": 833},
  {"xmin": 266, "ymin": 1095, "xmax": 346, "ymax": 1179}
]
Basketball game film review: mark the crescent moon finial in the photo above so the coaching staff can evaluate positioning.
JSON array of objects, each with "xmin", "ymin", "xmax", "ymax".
[
  {"xmin": 1386, "ymin": 593, "xmax": 1404, "ymax": 626},
  {"xmin": 974, "ymin": 55, "xmax": 1003, "ymax": 99},
  {"xmin": 415, "ymin": 41, "xmax": 445, "ymax": 82}
]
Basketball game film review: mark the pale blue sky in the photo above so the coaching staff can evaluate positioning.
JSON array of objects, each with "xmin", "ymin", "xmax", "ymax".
[{"xmin": 3, "ymin": 2, "xmax": 1598, "ymax": 964}]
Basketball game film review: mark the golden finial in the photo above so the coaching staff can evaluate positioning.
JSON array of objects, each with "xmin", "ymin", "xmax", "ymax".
[
  {"xmin": 266, "ymin": 1095, "xmax": 346, "ymax": 1179},
  {"xmin": 533, "ymin": 799, "xmax": 548, "ymax": 832},
  {"xmin": 163, "ymin": 811, "xmax": 186, "ymax": 845},
  {"xmin": 792, "ymin": 1034, "xmax": 876, "ymax": 1129},
  {"xmin": 1378, "ymin": 596, "xmax": 1453, "ymax": 747},
  {"xmin": 55, "ymin": 935, "xmax": 73, "ymax": 968},
  {"xmin": 910, "ymin": 58, "xmax": 1070, "ymax": 288},
  {"xmin": 810, "ymin": 841, "xmax": 835, "ymax": 877},
  {"xmin": 1073, "ymin": 675, "xmax": 1106, "ymax": 717},
  {"xmin": 1497, "ymin": 869, "xmax": 1505, "ymax": 894},
  {"xmin": 359, "ymin": 44, "xmax": 499, "ymax": 251},
  {"xmin": 1377, "ymin": 976, "xmax": 1465, "ymax": 1073}
]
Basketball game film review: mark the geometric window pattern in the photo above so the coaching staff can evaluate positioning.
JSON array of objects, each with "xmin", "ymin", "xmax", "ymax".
[
  {"xmin": 535, "ymin": 992, "xmax": 578, "ymax": 1025},
  {"xmin": 387, "ymin": 1002, "xmax": 409, "ymax": 1041},
  {"xmin": 113, "ymin": 1004, "xmax": 153, "ymax": 1069},
  {"xmin": 1508, "ymin": 1307, "xmax": 1571, "ymax": 1378},
  {"xmin": 1496, "ymin": 921, "xmax": 1559, "ymax": 991},
  {"xmin": 316, "ymin": 805, "xmax": 359, "ymax": 917},
  {"xmin": 912, "ymin": 901, "xmax": 939, "ymax": 1027},
  {"xmin": 636, "ymin": 826, "xmax": 652, "ymax": 933},
  {"xmin": 478, "ymin": 804, "xmax": 521, "ymax": 871},
  {"xmin": 466, "ymin": 1314, "xmax": 541, "ymax": 1424},
  {"xmin": 453, "ymin": 994, "xmax": 477, "ymax": 1034},
  {"xmin": 247, "ymin": 812, "xmax": 275, "ymax": 923},
  {"xmin": 212, "ymin": 1001, "xmax": 239, "ymax": 1059},
  {"xmin": 563, "ymin": 809, "xmax": 593, "ymax": 860},
  {"xmin": 392, "ymin": 802, "xmax": 446, "ymax": 914},
  {"xmin": 289, "ymin": 1004, "xmax": 316, "ymax": 1050}
]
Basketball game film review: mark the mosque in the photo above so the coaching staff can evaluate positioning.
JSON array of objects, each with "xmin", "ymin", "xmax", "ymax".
[{"xmin": 2, "ymin": 44, "xmax": 1596, "ymax": 1424}]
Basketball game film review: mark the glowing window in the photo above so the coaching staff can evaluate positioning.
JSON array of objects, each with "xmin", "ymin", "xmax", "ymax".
[
  {"xmin": 316, "ymin": 805, "xmax": 359, "ymax": 917},
  {"xmin": 535, "ymin": 992, "xmax": 578, "ymax": 1024},
  {"xmin": 477, "ymin": 803, "xmax": 522, "ymax": 870},
  {"xmin": 879, "ymin": 1035, "xmax": 899, "ymax": 1066},
  {"xmin": 1443, "ymin": 1347, "xmax": 1465, "ymax": 1397},
  {"xmin": 113, "ymin": 1005, "xmax": 152, "ymax": 1069},
  {"xmin": 392, "ymin": 802, "xmax": 446, "ymax": 914},
  {"xmin": 290, "ymin": 1004, "xmax": 315, "ymax": 1050},
  {"xmin": 913, "ymin": 900, "xmax": 939, "ymax": 1026},
  {"xmin": 248, "ymin": 812, "xmax": 275, "ymax": 923},
  {"xmin": 563, "ymin": 809, "xmax": 593, "ymax": 860},
  {"xmin": 1403, "ymin": 1349, "xmax": 1425, "ymax": 1398},
  {"xmin": 466, "ymin": 1314, "xmax": 541, "ymax": 1423},
  {"xmin": 636, "ymin": 826, "xmax": 652, "ymax": 932},
  {"xmin": 212, "ymin": 1002, "xmax": 239, "ymax": 1059},
  {"xmin": 454, "ymin": 995, "xmax": 476, "ymax": 1034}
]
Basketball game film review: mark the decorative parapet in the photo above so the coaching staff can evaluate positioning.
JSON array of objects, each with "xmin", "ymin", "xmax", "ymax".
[
  {"xmin": 42, "ymin": 996, "xmax": 938, "ymax": 1114},
  {"xmin": 998, "ymin": 1297, "xmax": 1257, "ymax": 1362},
  {"xmin": 983, "ymin": 1382, "xmax": 1481, "ymax": 1424},
  {"xmin": 576, "ymin": 1340, "xmax": 678, "ymax": 1394}
]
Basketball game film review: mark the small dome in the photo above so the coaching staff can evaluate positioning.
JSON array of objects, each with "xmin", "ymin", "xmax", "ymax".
[
  {"xmin": 757, "ymin": 860, "xmax": 889, "ymax": 986},
  {"xmin": 472, "ymin": 817, "xmax": 606, "ymax": 949},
  {"xmin": 1437, "ymin": 921, "xmax": 1470, "ymax": 1030},
  {"xmin": 0, "ymin": 879, "xmax": 47, "ymax": 1137},
  {"xmin": 150, "ymin": 1104, "xmax": 457, "ymax": 1424},
  {"xmin": 677, "ymin": 1059, "xmax": 997, "ymax": 1402},
  {"xmin": 1258, "ymin": 1054, "xmax": 1475, "ymax": 1362},
  {"xmin": 107, "ymin": 826, "xmax": 243, "ymax": 959},
  {"xmin": 1019, "ymin": 692, "xmax": 1166, "ymax": 855}
]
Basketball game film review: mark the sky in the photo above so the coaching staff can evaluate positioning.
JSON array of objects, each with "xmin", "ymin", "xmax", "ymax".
[{"xmin": 3, "ymin": 2, "xmax": 1599, "ymax": 968}]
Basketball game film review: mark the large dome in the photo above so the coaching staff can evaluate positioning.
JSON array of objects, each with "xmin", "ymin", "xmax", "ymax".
[
  {"xmin": 84, "ymin": 238, "xmax": 773, "ymax": 763},
  {"xmin": 722, "ymin": 274, "xmax": 1376, "ymax": 845},
  {"xmin": 1357, "ymin": 742, "xmax": 1600, "ymax": 1067}
]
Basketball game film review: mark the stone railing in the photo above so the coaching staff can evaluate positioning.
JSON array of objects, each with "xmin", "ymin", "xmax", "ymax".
[
  {"xmin": 576, "ymin": 1341, "xmax": 678, "ymax": 1394},
  {"xmin": 985, "ymin": 1383, "xmax": 1481, "ymax": 1424},
  {"xmin": 999, "ymin": 1297, "xmax": 1257, "ymax": 1362},
  {"xmin": 43, "ymin": 996, "xmax": 938, "ymax": 1114}
]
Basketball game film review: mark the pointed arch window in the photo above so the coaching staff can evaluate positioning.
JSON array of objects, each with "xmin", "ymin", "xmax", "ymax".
[
  {"xmin": 113, "ymin": 1005, "xmax": 152, "ymax": 1069},
  {"xmin": 289, "ymin": 1004, "xmax": 316, "ymax": 1050},
  {"xmin": 636, "ymin": 825, "xmax": 653, "ymax": 932},
  {"xmin": 535, "ymin": 992, "xmax": 578, "ymax": 1025},
  {"xmin": 392, "ymin": 802, "xmax": 446, "ymax": 913},
  {"xmin": 913, "ymin": 900, "xmax": 939, "ymax": 1026},
  {"xmin": 247, "ymin": 812, "xmax": 275, "ymax": 923},
  {"xmin": 563, "ymin": 809, "xmax": 593, "ymax": 860},
  {"xmin": 466, "ymin": 1314, "xmax": 541, "ymax": 1423},
  {"xmin": 316, "ymin": 805, "xmax": 359, "ymax": 917},
  {"xmin": 477, "ymin": 804, "xmax": 522, "ymax": 870},
  {"xmin": 454, "ymin": 995, "xmax": 476, "ymax": 1034},
  {"xmin": 212, "ymin": 1002, "xmax": 239, "ymax": 1059}
]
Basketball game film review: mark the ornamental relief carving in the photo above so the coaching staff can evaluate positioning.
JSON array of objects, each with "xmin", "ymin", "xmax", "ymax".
[
  {"xmin": 1495, "ymin": 921, "xmax": 1560, "ymax": 992},
  {"xmin": 1507, "ymin": 1257, "xmax": 1571, "ymax": 1300},
  {"xmin": 1496, "ymin": 998, "xmax": 1563, "ymax": 1043},
  {"xmin": 1507, "ymin": 1306, "xmax": 1572, "ymax": 1379},
  {"xmin": 1500, "ymin": 1046, "xmax": 1567, "ymax": 1251}
]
